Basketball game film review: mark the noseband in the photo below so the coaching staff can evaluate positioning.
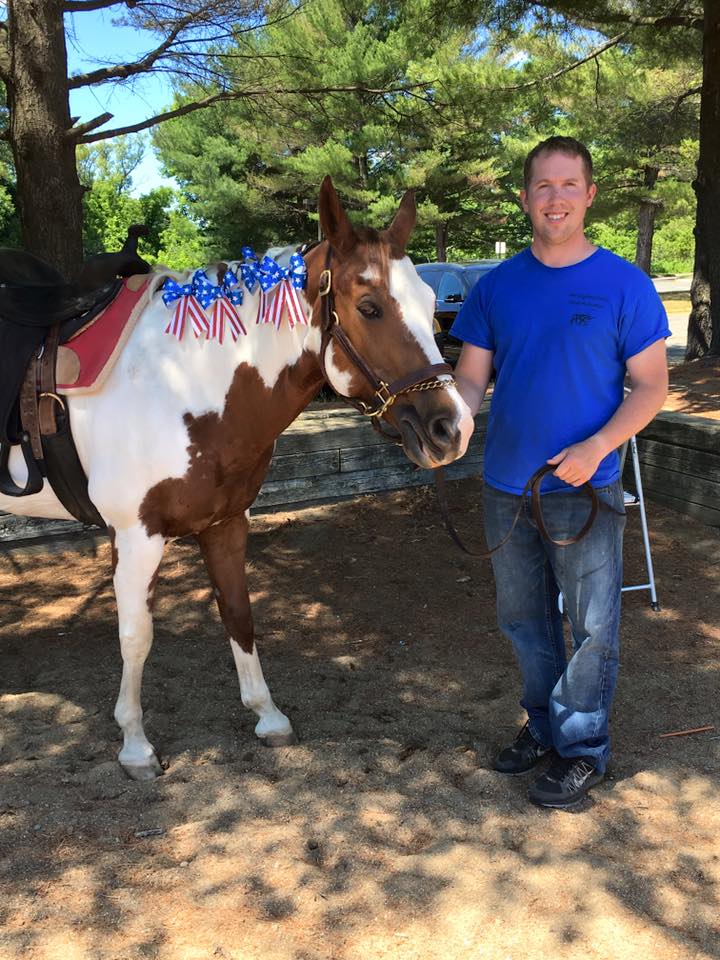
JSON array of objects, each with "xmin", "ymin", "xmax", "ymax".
[{"xmin": 315, "ymin": 245, "xmax": 454, "ymax": 423}]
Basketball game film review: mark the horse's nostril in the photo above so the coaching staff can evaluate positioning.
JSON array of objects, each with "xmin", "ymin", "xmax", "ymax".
[{"xmin": 430, "ymin": 416, "xmax": 454, "ymax": 445}]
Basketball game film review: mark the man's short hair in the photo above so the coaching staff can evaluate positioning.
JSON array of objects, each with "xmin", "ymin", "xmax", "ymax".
[{"xmin": 523, "ymin": 136, "xmax": 594, "ymax": 190}]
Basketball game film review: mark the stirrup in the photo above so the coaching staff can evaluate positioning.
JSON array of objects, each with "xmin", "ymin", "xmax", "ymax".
[{"xmin": 0, "ymin": 435, "xmax": 44, "ymax": 496}]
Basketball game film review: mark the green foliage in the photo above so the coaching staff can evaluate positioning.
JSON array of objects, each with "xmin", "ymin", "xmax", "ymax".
[
  {"xmin": 155, "ymin": 209, "xmax": 208, "ymax": 270},
  {"xmin": 77, "ymin": 135, "xmax": 206, "ymax": 269}
]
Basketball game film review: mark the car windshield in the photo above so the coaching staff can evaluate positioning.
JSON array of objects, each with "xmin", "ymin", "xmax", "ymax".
[{"xmin": 465, "ymin": 267, "xmax": 492, "ymax": 287}]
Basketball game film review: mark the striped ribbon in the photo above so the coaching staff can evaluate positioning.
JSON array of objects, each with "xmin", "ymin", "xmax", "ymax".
[{"xmin": 162, "ymin": 273, "xmax": 211, "ymax": 340}]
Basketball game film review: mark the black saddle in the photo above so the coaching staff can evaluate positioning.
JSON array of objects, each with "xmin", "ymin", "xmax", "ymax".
[{"xmin": 0, "ymin": 227, "xmax": 152, "ymax": 522}]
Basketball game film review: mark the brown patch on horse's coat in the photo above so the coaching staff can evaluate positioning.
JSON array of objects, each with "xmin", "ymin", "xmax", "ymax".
[
  {"xmin": 138, "ymin": 355, "xmax": 323, "ymax": 540},
  {"xmin": 108, "ymin": 526, "xmax": 118, "ymax": 577},
  {"xmin": 197, "ymin": 514, "xmax": 254, "ymax": 653}
]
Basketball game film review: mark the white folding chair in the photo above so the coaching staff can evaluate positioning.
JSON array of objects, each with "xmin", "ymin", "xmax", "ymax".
[
  {"xmin": 618, "ymin": 434, "xmax": 660, "ymax": 610},
  {"xmin": 557, "ymin": 432, "xmax": 660, "ymax": 613}
]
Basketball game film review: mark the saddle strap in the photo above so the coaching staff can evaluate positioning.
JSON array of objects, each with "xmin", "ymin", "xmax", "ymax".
[
  {"xmin": 19, "ymin": 359, "xmax": 44, "ymax": 460},
  {"xmin": 38, "ymin": 323, "xmax": 61, "ymax": 436}
]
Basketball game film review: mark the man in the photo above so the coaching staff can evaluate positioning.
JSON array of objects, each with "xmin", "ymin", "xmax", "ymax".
[{"xmin": 451, "ymin": 136, "xmax": 670, "ymax": 809}]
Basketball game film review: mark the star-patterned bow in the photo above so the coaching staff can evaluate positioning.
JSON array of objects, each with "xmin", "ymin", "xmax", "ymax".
[
  {"xmin": 210, "ymin": 268, "xmax": 247, "ymax": 342},
  {"xmin": 240, "ymin": 249, "xmax": 308, "ymax": 328},
  {"xmin": 161, "ymin": 272, "xmax": 211, "ymax": 340},
  {"xmin": 264, "ymin": 254, "xmax": 308, "ymax": 329}
]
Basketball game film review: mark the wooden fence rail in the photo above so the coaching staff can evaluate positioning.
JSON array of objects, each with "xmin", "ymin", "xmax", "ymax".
[
  {"xmin": 1, "ymin": 404, "xmax": 717, "ymax": 545},
  {"xmin": 626, "ymin": 411, "xmax": 720, "ymax": 527}
]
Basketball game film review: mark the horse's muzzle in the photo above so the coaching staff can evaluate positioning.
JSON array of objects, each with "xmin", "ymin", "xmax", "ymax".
[{"xmin": 394, "ymin": 404, "xmax": 466, "ymax": 469}]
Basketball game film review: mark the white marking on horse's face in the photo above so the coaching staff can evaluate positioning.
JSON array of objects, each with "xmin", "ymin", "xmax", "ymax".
[
  {"xmin": 388, "ymin": 257, "xmax": 474, "ymax": 460},
  {"xmin": 387, "ymin": 257, "xmax": 438, "ymax": 361},
  {"xmin": 360, "ymin": 265, "xmax": 381, "ymax": 282},
  {"xmin": 303, "ymin": 314, "xmax": 354, "ymax": 396}
]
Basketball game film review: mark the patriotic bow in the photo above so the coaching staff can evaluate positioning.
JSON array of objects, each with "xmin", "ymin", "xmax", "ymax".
[
  {"xmin": 263, "ymin": 253, "xmax": 308, "ymax": 329},
  {"xmin": 211, "ymin": 268, "xmax": 247, "ymax": 343},
  {"xmin": 161, "ymin": 271, "xmax": 211, "ymax": 340},
  {"xmin": 240, "ymin": 248, "xmax": 308, "ymax": 328}
]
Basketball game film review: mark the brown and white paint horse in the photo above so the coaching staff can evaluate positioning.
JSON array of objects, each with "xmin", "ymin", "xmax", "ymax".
[{"xmin": 0, "ymin": 178, "xmax": 473, "ymax": 779}]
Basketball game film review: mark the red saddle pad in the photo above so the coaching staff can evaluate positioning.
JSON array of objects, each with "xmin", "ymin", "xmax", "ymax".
[{"xmin": 57, "ymin": 275, "xmax": 153, "ymax": 394}]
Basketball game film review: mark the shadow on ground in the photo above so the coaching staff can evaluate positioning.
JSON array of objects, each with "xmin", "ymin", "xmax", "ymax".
[{"xmin": 0, "ymin": 479, "xmax": 718, "ymax": 960}]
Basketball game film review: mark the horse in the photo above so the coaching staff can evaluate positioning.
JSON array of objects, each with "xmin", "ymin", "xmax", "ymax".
[{"xmin": 0, "ymin": 177, "xmax": 473, "ymax": 780}]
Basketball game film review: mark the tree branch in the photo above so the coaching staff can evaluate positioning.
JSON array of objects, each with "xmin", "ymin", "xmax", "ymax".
[
  {"xmin": 76, "ymin": 82, "xmax": 439, "ymax": 143},
  {"xmin": 68, "ymin": 13, "xmax": 194, "ymax": 88},
  {"xmin": 64, "ymin": 0, "xmax": 133, "ymax": 11},
  {"xmin": 530, "ymin": 2, "xmax": 704, "ymax": 32},
  {"xmin": 502, "ymin": 31, "xmax": 628, "ymax": 90},
  {"xmin": 69, "ymin": 112, "xmax": 114, "ymax": 138}
]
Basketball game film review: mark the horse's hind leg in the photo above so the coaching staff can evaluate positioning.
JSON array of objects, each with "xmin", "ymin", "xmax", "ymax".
[
  {"xmin": 112, "ymin": 525, "xmax": 166, "ymax": 780},
  {"xmin": 197, "ymin": 514, "xmax": 296, "ymax": 746}
]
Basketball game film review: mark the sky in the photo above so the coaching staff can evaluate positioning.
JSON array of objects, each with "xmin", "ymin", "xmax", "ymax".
[{"xmin": 65, "ymin": 7, "xmax": 177, "ymax": 195}]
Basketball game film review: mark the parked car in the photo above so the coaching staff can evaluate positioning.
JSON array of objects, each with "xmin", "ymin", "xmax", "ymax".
[{"xmin": 415, "ymin": 260, "xmax": 501, "ymax": 362}]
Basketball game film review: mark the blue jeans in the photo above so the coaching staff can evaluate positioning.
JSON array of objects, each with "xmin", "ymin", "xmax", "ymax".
[{"xmin": 483, "ymin": 481, "xmax": 626, "ymax": 773}]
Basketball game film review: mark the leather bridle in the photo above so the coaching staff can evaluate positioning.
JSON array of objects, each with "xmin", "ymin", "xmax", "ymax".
[{"xmin": 315, "ymin": 244, "xmax": 454, "ymax": 427}]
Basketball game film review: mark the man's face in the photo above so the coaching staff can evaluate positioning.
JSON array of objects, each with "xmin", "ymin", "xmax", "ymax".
[{"xmin": 520, "ymin": 151, "xmax": 597, "ymax": 247}]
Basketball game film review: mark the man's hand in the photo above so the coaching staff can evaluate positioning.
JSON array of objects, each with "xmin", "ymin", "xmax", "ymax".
[{"xmin": 547, "ymin": 436, "xmax": 605, "ymax": 487}]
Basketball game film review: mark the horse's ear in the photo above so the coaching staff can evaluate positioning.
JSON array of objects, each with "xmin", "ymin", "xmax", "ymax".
[
  {"xmin": 318, "ymin": 176, "xmax": 356, "ymax": 255},
  {"xmin": 382, "ymin": 189, "xmax": 416, "ymax": 257}
]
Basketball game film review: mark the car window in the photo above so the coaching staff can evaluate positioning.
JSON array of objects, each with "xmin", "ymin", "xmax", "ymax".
[
  {"xmin": 437, "ymin": 271, "xmax": 464, "ymax": 301},
  {"xmin": 465, "ymin": 267, "xmax": 495, "ymax": 287},
  {"xmin": 417, "ymin": 269, "xmax": 442, "ymax": 294}
]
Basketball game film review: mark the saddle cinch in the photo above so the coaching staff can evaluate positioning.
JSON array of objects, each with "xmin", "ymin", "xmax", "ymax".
[{"xmin": 0, "ymin": 227, "xmax": 152, "ymax": 527}]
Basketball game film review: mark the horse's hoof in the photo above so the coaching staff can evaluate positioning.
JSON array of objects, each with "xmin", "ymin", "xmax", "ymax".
[
  {"xmin": 260, "ymin": 731, "xmax": 298, "ymax": 748},
  {"xmin": 120, "ymin": 755, "xmax": 164, "ymax": 781}
]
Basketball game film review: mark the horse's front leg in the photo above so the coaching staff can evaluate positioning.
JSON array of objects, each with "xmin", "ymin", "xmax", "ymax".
[
  {"xmin": 197, "ymin": 514, "xmax": 296, "ymax": 746},
  {"xmin": 112, "ymin": 524, "xmax": 166, "ymax": 780}
]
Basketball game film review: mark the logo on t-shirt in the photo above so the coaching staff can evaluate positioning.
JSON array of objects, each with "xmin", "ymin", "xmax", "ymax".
[{"xmin": 568, "ymin": 292, "xmax": 608, "ymax": 328}]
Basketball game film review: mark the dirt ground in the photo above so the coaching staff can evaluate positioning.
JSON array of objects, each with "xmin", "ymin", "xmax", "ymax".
[
  {"xmin": 1, "ymin": 462, "xmax": 719, "ymax": 960},
  {"xmin": 665, "ymin": 356, "xmax": 720, "ymax": 420}
]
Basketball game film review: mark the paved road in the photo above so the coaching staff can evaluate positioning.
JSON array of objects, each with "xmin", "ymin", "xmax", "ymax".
[
  {"xmin": 653, "ymin": 276, "xmax": 692, "ymax": 295},
  {"xmin": 665, "ymin": 307, "xmax": 689, "ymax": 365}
]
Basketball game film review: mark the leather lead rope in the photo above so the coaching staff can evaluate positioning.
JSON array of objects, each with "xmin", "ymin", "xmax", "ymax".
[{"xmin": 435, "ymin": 463, "xmax": 602, "ymax": 558}]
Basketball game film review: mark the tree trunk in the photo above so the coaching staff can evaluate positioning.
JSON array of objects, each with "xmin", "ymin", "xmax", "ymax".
[
  {"xmin": 634, "ymin": 165, "xmax": 660, "ymax": 275},
  {"xmin": 7, "ymin": 0, "xmax": 84, "ymax": 278},
  {"xmin": 687, "ymin": 0, "xmax": 720, "ymax": 359},
  {"xmin": 435, "ymin": 222, "xmax": 448, "ymax": 262}
]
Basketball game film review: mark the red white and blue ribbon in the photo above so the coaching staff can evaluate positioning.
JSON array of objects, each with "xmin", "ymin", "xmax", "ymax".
[
  {"xmin": 212, "ymin": 269, "xmax": 247, "ymax": 342},
  {"xmin": 241, "ymin": 248, "xmax": 308, "ymax": 329},
  {"xmin": 162, "ymin": 272, "xmax": 212, "ymax": 340},
  {"xmin": 162, "ymin": 251, "xmax": 307, "ymax": 341},
  {"xmin": 162, "ymin": 269, "xmax": 248, "ymax": 342}
]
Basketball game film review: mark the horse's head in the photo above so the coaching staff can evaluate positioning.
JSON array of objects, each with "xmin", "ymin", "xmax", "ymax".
[{"xmin": 306, "ymin": 177, "xmax": 474, "ymax": 469}]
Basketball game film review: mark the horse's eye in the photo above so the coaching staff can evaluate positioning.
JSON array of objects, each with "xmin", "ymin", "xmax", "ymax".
[{"xmin": 358, "ymin": 301, "xmax": 382, "ymax": 320}]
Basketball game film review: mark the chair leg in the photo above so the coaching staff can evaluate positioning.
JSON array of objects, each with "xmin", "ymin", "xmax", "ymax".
[{"xmin": 628, "ymin": 434, "xmax": 660, "ymax": 611}]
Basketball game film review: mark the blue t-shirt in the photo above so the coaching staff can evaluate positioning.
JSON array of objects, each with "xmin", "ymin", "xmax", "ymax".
[{"xmin": 450, "ymin": 247, "xmax": 670, "ymax": 494}]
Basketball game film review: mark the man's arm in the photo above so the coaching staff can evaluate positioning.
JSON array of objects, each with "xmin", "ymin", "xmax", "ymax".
[
  {"xmin": 454, "ymin": 343, "xmax": 495, "ymax": 417},
  {"xmin": 548, "ymin": 339, "xmax": 668, "ymax": 487}
]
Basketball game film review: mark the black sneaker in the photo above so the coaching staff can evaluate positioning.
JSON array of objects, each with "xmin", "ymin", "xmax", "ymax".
[
  {"xmin": 493, "ymin": 721, "xmax": 552, "ymax": 775},
  {"xmin": 529, "ymin": 756, "xmax": 604, "ymax": 808}
]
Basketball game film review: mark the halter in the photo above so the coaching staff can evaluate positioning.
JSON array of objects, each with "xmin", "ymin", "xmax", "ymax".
[{"xmin": 315, "ymin": 244, "xmax": 454, "ymax": 423}]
